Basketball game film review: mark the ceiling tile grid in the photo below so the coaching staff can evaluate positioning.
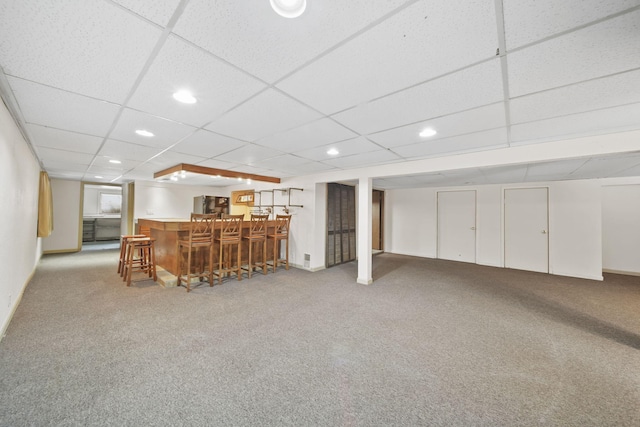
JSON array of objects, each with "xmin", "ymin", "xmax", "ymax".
[
  {"xmin": 277, "ymin": 0, "xmax": 499, "ymax": 115},
  {"xmin": 502, "ymin": 0, "xmax": 640, "ymax": 49},
  {"xmin": 254, "ymin": 118, "xmax": 357, "ymax": 153},
  {"xmin": 507, "ymin": 10, "xmax": 640, "ymax": 97},
  {"xmin": 172, "ymin": 0, "xmax": 410, "ymax": 83},
  {"xmin": 510, "ymin": 102, "xmax": 640, "ymax": 145},
  {"xmin": 368, "ymin": 103, "xmax": 506, "ymax": 149},
  {"xmin": 0, "ymin": 0, "xmax": 162, "ymax": 103},
  {"xmin": 111, "ymin": 0, "xmax": 183, "ymax": 27},
  {"xmin": 509, "ymin": 69, "xmax": 640, "ymax": 125},
  {"xmin": 128, "ymin": 35, "xmax": 267, "ymax": 128},
  {"xmin": 171, "ymin": 129, "xmax": 247, "ymax": 158},
  {"xmin": 7, "ymin": 77, "xmax": 121, "ymax": 137},
  {"xmin": 331, "ymin": 59, "xmax": 505, "ymax": 135},
  {"xmin": 109, "ymin": 108, "xmax": 198, "ymax": 149},
  {"xmin": 393, "ymin": 128, "xmax": 509, "ymax": 159},
  {"xmin": 26, "ymin": 124, "xmax": 104, "ymax": 155},
  {"xmin": 204, "ymin": 89, "xmax": 322, "ymax": 142}
]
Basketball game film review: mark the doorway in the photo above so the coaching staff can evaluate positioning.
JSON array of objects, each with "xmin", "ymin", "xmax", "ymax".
[
  {"xmin": 81, "ymin": 183, "xmax": 123, "ymax": 250},
  {"xmin": 437, "ymin": 190, "xmax": 477, "ymax": 263},
  {"xmin": 372, "ymin": 189, "xmax": 384, "ymax": 253},
  {"xmin": 326, "ymin": 183, "xmax": 356, "ymax": 267},
  {"xmin": 504, "ymin": 187, "xmax": 549, "ymax": 273}
]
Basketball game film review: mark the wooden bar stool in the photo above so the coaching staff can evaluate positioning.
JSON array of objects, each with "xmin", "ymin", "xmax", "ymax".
[
  {"xmin": 123, "ymin": 237, "xmax": 157, "ymax": 286},
  {"xmin": 177, "ymin": 214, "xmax": 216, "ymax": 292},
  {"xmin": 118, "ymin": 234, "xmax": 146, "ymax": 277},
  {"xmin": 269, "ymin": 214, "xmax": 292, "ymax": 272},
  {"xmin": 214, "ymin": 214, "xmax": 243, "ymax": 285},
  {"xmin": 242, "ymin": 214, "xmax": 269, "ymax": 279}
]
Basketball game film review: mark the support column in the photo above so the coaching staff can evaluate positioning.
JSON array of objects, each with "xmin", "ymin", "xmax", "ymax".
[{"xmin": 357, "ymin": 177, "xmax": 373, "ymax": 285}]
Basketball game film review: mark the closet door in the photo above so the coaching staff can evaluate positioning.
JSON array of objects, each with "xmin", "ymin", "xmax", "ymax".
[
  {"xmin": 327, "ymin": 183, "xmax": 356, "ymax": 267},
  {"xmin": 504, "ymin": 188, "xmax": 549, "ymax": 273},
  {"xmin": 437, "ymin": 190, "xmax": 476, "ymax": 263}
]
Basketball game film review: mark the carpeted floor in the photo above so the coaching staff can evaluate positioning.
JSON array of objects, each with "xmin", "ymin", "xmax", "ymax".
[{"xmin": 1, "ymin": 249, "xmax": 639, "ymax": 426}]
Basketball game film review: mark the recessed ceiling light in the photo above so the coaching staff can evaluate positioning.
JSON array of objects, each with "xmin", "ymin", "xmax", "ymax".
[
  {"xmin": 327, "ymin": 148, "xmax": 339, "ymax": 156},
  {"xmin": 247, "ymin": 179, "xmax": 252, "ymax": 185},
  {"xmin": 109, "ymin": 159, "xmax": 121, "ymax": 164},
  {"xmin": 270, "ymin": 0, "xmax": 306, "ymax": 18},
  {"xmin": 419, "ymin": 128, "xmax": 437, "ymax": 138},
  {"xmin": 95, "ymin": 175, "xmax": 103, "ymax": 179},
  {"xmin": 135, "ymin": 129, "xmax": 154, "ymax": 137},
  {"xmin": 172, "ymin": 90, "xmax": 197, "ymax": 104},
  {"xmin": 170, "ymin": 176, "xmax": 178, "ymax": 181}
]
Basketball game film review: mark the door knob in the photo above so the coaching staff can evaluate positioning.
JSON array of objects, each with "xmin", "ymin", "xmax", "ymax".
[
  {"xmin": 471, "ymin": 227, "xmax": 476, "ymax": 230},
  {"xmin": 541, "ymin": 230, "xmax": 547, "ymax": 234}
]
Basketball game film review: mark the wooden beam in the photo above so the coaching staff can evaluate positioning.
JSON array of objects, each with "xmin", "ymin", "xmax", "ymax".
[{"xmin": 153, "ymin": 163, "xmax": 281, "ymax": 184}]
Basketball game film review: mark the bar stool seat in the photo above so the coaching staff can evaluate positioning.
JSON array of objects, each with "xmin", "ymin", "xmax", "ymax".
[
  {"xmin": 214, "ymin": 214, "xmax": 243, "ymax": 285},
  {"xmin": 269, "ymin": 214, "xmax": 292, "ymax": 272},
  {"xmin": 123, "ymin": 237, "xmax": 157, "ymax": 286},
  {"xmin": 242, "ymin": 214, "xmax": 269, "ymax": 279},
  {"xmin": 177, "ymin": 214, "xmax": 216, "ymax": 292},
  {"xmin": 118, "ymin": 234, "xmax": 146, "ymax": 277}
]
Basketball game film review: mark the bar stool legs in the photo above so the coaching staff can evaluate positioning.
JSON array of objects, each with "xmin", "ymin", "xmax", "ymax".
[
  {"xmin": 123, "ymin": 237, "xmax": 157, "ymax": 286},
  {"xmin": 118, "ymin": 234, "xmax": 146, "ymax": 277}
]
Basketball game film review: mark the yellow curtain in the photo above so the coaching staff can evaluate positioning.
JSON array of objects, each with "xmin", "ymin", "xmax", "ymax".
[{"xmin": 37, "ymin": 171, "xmax": 53, "ymax": 237}]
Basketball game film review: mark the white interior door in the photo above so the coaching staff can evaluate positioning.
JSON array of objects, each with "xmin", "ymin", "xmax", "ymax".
[
  {"xmin": 437, "ymin": 191, "xmax": 476, "ymax": 263},
  {"xmin": 504, "ymin": 188, "xmax": 549, "ymax": 273}
]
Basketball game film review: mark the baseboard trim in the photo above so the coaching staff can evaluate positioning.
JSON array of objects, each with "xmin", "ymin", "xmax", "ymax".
[
  {"xmin": 602, "ymin": 268, "xmax": 640, "ymax": 277},
  {"xmin": 43, "ymin": 248, "xmax": 80, "ymax": 255},
  {"xmin": 291, "ymin": 263, "xmax": 325, "ymax": 272},
  {"xmin": 1, "ymin": 269, "xmax": 34, "ymax": 342}
]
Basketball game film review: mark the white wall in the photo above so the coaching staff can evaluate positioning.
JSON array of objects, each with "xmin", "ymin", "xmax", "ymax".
[
  {"xmin": 0, "ymin": 100, "xmax": 41, "ymax": 335},
  {"xmin": 602, "ymin": 182, "xmax": 640, "ymax": 274},
  {"xmin": 384, "ymin": 179, "xmax": 604, "ymax": 281},
  {"xmin": 42, "ymin": 179, "xmax": 82, "ymax": 253}
]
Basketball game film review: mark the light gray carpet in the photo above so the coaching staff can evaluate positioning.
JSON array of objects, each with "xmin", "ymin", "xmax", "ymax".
[{"xmin": 1, "ymin": 250, "xmax": 639, "ymax": 426}]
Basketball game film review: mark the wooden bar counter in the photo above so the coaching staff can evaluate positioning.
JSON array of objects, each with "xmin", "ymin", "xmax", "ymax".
[{"xmin": 137, "ymin": 218, "xmax": 278, "ymax": 278}]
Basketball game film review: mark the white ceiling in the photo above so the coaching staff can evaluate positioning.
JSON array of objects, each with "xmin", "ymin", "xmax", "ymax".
[{"xmin": 0, "ymin": 0, "xmax": 639, "ymax": 189}]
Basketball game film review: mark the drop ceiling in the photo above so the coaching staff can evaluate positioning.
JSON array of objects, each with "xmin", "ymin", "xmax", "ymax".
[{"xmin": 0, "ymin": 0, "xmax": 639, "ymax": 189}]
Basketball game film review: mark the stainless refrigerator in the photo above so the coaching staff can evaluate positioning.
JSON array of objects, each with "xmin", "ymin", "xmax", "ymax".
[{"xmin": 193, "ymin": 196, "xmax": 229, "ymax": 217}]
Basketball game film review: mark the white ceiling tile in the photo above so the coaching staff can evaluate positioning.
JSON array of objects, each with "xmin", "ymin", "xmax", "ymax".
[
  {"xmin": 524, "ymin": 159, "xmax": 588, "ymax": 180},
  {"xmin": 503, "ymin": 0, "xmax": 640, "ymax": 49},
  {"xmin": 0, "ymin": 0, "xmax": 161, "ymax": 103},
  {"xmin": 26, "ymin": 124, "xmax": 103, "ymax": 154},
  {"xmin": 323, "ymin": 149, "xmax": 403, "ymax": 169},
  {"xmin": 91, "ymin": 157, "xmax": 144, "ymax": 173},
  {"xmin": 8, "ymin": 77, "xmax": 120, "ymax": 136},
  {"xmin": 173, "ymin": 0, "xmax": 408, "ymax": 82},
  {"xmin": 510, "ymin": 69, "xmax": 640, "ymax": 124},
  {"xmin": 99, "ymin": 140, "xmax": 163, "ymax": 162},
  {"xmin": 229, "ymin": 164, "xmax": 281, "ymax": 177},
  {"xmin": 128, "ymin": 35, "xmax": 267, "ymax": 127},
  {"xmin": 205, "ymin": 89, "xmax": 322, "ymax": 141},
  {"xmin": 294, "ymin": 137, "xmax": 383, "ymax": 161},
  {"xmin": 511, "ymin": 103, "xmax": 640, "ymax": 145},
  {"xmin": 214, "ymin": 144, "xmax": 282, "ymax": 165},
  {"xmin": 171, "ymin": 129, "xmax": 246, "ymax": 158},
  {"xmin": 36, "ymin": 147, "xmax": 95, "ymax": 165},
  {"xmin": 393, "ymin": 128, "xmax": 508, "ymax": 159},
  {"xmin": 277, "ymin": 0, "xmax": 498, "ymax": 114},
  {"xmin": 255, "ymin": 118, "xmax": 357, "ymax": 152},
  {"xmin": 251, "ymin": 154, "xmax": 310, "ymax": 172},
  {"xmin": 276, "ymin": 161, "xmax": 338, "ymax": 176},
  {"xmin": 195, "ymin": 158, "xmax": 243, "ymax": 170},
  {"xmin": 480, "ymin": 164, "xmax": 528, "ymax": 184},
  {"xmin": 508, "ymin": 10, "xmax": 640, "ymax": 97},
  {"xmin": 111, "ymin": 0, "xmax": 181, "ymax": 27},
  {"xmin": 332, "ymin": 59, "xmax": 504, "ymax": 135},
  {"xmin": 569, "ymin": 153, "xmax": 640, "ymax": 179},
  {"xmin": 146, "ymin": 151, "xmax": 209, "ymax": 170},
  {"xmin": 42, "ymin": 160, "xmax": 90, "ymax": 174},
  {"xmin": 109, "ymin": 108, "xmax": 198, "ymax": 149},
  {"xmin": 45, "ymin": 168, "xmax": 86, "ymax": 180},
  {"xmin": 369, "ymin": 103, "xmax": 506, "ymax": 148}
]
